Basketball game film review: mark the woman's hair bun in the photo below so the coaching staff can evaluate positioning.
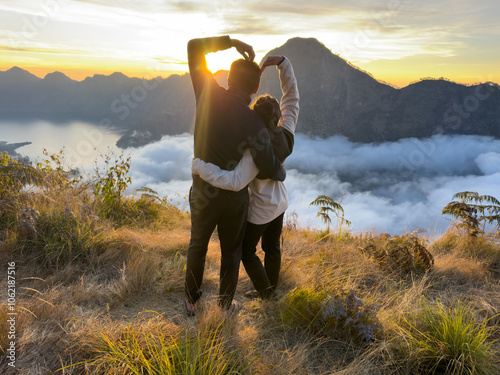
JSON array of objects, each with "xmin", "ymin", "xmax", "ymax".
[{"xmin": 253, "ymin": 95, "xmax": 281, "ymax": 130}]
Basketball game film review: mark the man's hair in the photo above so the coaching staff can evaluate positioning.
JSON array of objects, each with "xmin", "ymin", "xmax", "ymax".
[
  {"xmin": 252, "ymin": 95, "xmax": 281, "ymax": 130},
  {"xmin": 228, "ymin": 59, "xmax": 261, "ymax": 94}
]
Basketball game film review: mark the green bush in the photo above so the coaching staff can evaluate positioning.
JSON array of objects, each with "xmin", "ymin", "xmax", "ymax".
[
  {"xmin": 92, "ymin": 152, "xmax": 132, "ymax": 219},
  {"xmin": 91, "ymin": 155, "xmax": 184, "ymax": 229},
  {"xmin": 99, "ymin": 187, "xmax": 185, "ymax": 229}
]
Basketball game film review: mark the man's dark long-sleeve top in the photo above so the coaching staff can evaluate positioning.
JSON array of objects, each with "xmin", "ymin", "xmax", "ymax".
[{"xmin": 188, "ymin": 36, "xmax": 286, "ymax": 186}]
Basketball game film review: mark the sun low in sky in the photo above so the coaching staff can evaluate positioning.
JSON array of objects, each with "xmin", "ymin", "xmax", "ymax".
[{"xmin": 1, "ymin": 0, "xmax": 499, "ymax": 87}]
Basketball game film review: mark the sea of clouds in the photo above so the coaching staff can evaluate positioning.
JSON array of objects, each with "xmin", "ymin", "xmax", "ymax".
[{"xmin": 123, "ymin": 132, "xmax": 500, "ymax": 236}]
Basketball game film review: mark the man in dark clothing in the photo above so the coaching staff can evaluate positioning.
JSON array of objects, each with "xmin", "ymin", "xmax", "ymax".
[{"xmin": 185, "ymin": 36, "xmax": 286, "ymax": 315}]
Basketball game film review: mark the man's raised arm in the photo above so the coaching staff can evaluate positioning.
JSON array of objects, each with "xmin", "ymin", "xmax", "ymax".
[
  {"xmin": 187, "ymin": 36, "xmax": 231, "ymax": 101},
  {"xmin": 187, "ymin": 36, "xmax": 255, "ymax": 101}
]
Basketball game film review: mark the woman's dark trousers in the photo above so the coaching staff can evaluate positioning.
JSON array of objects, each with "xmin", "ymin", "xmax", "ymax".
[{"xmin": 241, "ymin": 213, "xmax": 284, "ymax": 298}]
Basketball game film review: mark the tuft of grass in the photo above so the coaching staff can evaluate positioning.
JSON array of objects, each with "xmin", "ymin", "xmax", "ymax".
[
  {"xmin": 431, "ymin": 253, "xmax": 489, "ymax": 286},
  {"xmin": 432, "ymin": 231, "xmax": 500, "ymax": 278},
  {"xmin": 399, "ymin": 299, "xmax": 499, "ymax": 375},
  {"xmin": 66, "ymin": 318, "xmax": 254, "ymax": 375},
  {"xmin": 97, "ymin": 191, "xmax": 187, "ymax": 230},
  {"xmin": 109, "ymin": 253, "xmax": 161, "ymax": 301},
  {"xmin": 28, "ymin": 207, "xmax": 106, "ymax": 268},
  {"xmin": 281, "ymin": 287, "xmax": 328, "ymax": 329}
]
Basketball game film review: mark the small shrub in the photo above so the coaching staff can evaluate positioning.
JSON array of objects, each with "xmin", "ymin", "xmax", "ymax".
[
  {"xmin": 100, "ymin": 187, "xmax": 185, "ymax": 229},
  {"xmin": 0, "ymin": 152, "xmax": 45, "ymax": 199},
  {"xmin": 362, "ymin": 231, "xmax": 434, "ymax": 273},
  {"xmin": 92, "ymin": 155, "xmax": 183, "ymax": 228},
  {"xmin": 400, "ymin": 300, "xmax": 499, "ymax": 375},
  {"xmin": 282, "ymin": 287, "xmax": 382, "ymax": 344},
  {"xmin": 36, "ymin": 148, "xmax": 82, "ymax": 191},
  {"xmin": 92, "ymin": 152, "xmax": 132, "ymax": 219}
]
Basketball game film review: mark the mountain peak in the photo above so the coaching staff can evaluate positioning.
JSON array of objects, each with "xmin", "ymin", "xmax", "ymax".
[
  {"xmin": 261, "ymin": 36, "xmax": 346, "ymax": 68},
  {"xmin": 6, "ymin": 66, "xmax": 29, "ymax": 73},
  {"xmin": 94, "ymin": 71, "xmax": 129, "ymax": 79},
  {"xmin": 3, "ymin": 66, "xmax": 41, "ymax": 82},
  {"xmin": 81, "ymin": 71, "xmax": 132, "ymax": 85},
  {"xmin": 44, "ymin": 71, "xmax": 74, "ymax": 83},
  {"xmin": 86, "ymin": 71, "xmax": 130, "ymax": 82},
  {"xmin": 109, "ymin": 71, "xmax": 129, "ymax": 79},
  {"xmin": 282, "ymin": 37, "xmax": 329, "ymax": 49},
  {"xmin": 278, "ymin": 37, "xmax": 336, "ymax": 55}
]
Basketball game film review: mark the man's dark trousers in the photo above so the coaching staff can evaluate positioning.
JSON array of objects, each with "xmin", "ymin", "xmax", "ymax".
[{"xmin": 185, "ymin": 175, "xmax": 249, "ymax": 309}]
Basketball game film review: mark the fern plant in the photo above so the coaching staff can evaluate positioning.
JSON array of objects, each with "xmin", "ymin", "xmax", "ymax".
[
  {"xmin": 309, "ymin": 194, "xmax": 351, "ymax": 234},
  {"xmin": 362, "ymin": 231, "xmax": 434, "ymax": 273},
  {"xmin": 442, "ymin": 191, "xmax": 500, "ymax": 237}
]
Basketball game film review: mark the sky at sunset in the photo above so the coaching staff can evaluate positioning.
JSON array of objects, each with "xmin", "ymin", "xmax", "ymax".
[{"xmin": 1, "ymin": 0, "xmax": 499, "ymax": 87}]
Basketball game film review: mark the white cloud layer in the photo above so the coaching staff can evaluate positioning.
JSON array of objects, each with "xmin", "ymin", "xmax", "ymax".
[{"xmin": 126, "ymin": 133, "xmax": 500, "ymax": 236}]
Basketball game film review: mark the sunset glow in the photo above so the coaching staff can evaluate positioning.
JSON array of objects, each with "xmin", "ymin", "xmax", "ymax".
[{"xmin": 1, "ymin": 0, "xmax": 499, "ymax": 86}]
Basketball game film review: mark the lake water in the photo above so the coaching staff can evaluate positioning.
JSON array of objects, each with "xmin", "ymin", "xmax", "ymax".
[{"xmin": 0, "ymin": 120, "xmax": 121, "ymax": 168}]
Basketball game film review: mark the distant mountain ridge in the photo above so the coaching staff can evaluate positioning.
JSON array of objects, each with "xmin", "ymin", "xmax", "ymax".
[
  {"xmin": 1, "ymin": 37, "xmax": 499, "ymax": 148},
  {"xmin": 258, "ymin": 38, "xmax": 500, "ymax": 142}
]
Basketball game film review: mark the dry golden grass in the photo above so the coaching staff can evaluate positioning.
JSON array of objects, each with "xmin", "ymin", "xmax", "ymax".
[
  {"xmin": 0, "ymin": 285, "xmax": 77, "ymax": 374},
  {"xmin": 432, "ymin": 230, "xmax": 500, "ymax": 271},
  {"xmin": 1, "ymin": 208, "xmax": 499, "ymax": 374},
  {"xmin": 432, "ymin": 253, "xmax": 489, "ymax": 284}
]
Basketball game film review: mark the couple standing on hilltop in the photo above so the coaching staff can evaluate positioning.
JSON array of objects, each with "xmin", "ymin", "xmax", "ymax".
[{"xmin": 184, "ymin": 35, "xmax": 299, "ymax": 315}]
